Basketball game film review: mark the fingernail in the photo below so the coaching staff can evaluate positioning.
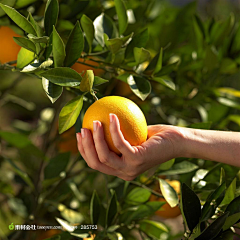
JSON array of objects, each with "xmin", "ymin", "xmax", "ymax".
[
  {"xmin": 81, "ymin": 128, "xmax": 85, "ymax": 138},
  {"xmin": 93, "ymin": 121, "xmax": 98, "ymax": 131},
  {"xmin": 109, "ymin": 114, "xmax": 114, "ymax": 123}
]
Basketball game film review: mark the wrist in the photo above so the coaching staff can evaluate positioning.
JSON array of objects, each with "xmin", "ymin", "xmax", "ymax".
[{"xmin": 173, "ymin": 126, "xmax": 195, "ymax": 158}]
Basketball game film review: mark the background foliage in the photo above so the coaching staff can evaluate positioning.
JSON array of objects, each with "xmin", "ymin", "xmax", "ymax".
[{"xmin": 0, "ymin": 0, "xmax": 240, "ymax": 239}]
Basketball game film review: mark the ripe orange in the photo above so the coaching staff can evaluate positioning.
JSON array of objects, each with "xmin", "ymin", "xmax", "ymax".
[
  {"xmin": 82, "ymin": 96, "xmax": 148, "ymax": 154},
  {"xmin": 57, "ymin": 126, "xmax": 79, "ymax": 154},
  {"xmin": 0, "ymin": 26, "xmax": 21, "ymax": 64},
  {"xmin": 71, "ymin": 58, "xmax": 104, "ymax": 76},
  {"xmin": 150, "ymin": 179, "xmax": 181, "ymax": 218}
]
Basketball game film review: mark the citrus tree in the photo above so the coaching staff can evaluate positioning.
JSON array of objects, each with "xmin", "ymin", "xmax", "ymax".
[{"xmin": 0, "ymin": 0, "xmax": 240, "ymax": 239}]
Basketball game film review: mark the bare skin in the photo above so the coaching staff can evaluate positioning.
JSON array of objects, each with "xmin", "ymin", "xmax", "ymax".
[{"xmin": 76, "ymin": 114, "xmax": 240, "ymax": 181}]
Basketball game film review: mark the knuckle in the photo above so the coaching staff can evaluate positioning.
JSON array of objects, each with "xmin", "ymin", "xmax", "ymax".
[
  {"xmin": 88, "ymin": 162, "xmax": 98, "ymax": 170},
  {"xmin": 99, "ymin": 156, "xmax": 108, "ymax": 164}
]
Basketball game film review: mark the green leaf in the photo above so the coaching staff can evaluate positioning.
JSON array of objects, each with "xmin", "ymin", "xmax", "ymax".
[
  {"xmin": 201, "ymin": 182, "xmax": 226, "ymax": 221},
  {"xmin": 106, "ymin": 190, "xmax": 118, "ymax": 227},
  {"xmin": 79, "ymin": 70, "xmax": 94, "ymax": 92},
  {"xmin": 114, "ymin": 0, "xmax": 128, "ymax": 35},
  {"xmin": 221, "ymin": 178, "xmax": 236, "ymax": 206},
  {"xmin": 17, "ymin": 47, "xmax": 35, "ymax": 68},
  {"xmin": 159, "ymin": 161, "xmax": 198, "ymax": 175},
  {"xmin": 44, "ymin": 0, "xmax": 59, "ymax": 36},
  {"xmin": 44, "ymin": 152, "xmax": 70, "ymax": 179},
  {"xmin": 0, "ymin": 0, "xmax": 16, "ymax": 18},
  {"xmin": 159, "ymin": 179, "xmax": 178, "ymax": 208},
  {"xmin": 40, "ymin": 67, "xmax": 82, "ymax": 87},
  {"xmin": 159, "ymin": 159, "xmax": 175, "ymax": 170},
  {"xmin": 125, "ymin": 28, "xmax": 148, "ymax": 59},
  {"xmin": 6, "ymin": 159, "xmax": 34, "ymax": 190},
  {"xmin": 28, "ymin": 12, "xmax": 43, "ymax": 37},
  {"xmin": 181, "ymin": 183, "xmax": 201, "ymax": 231},
  {"xmin": 28, "ymin": 34, "xmax": 49, "ymax": 43},
  {"xmin": 125, "ymin": 201, "xmax": 164, "ymax": 224},
  {"xmin": 125, "ymin": 187, "xmax": 151, "ymax": 205},
  {"xmin": 225, "ymin": 195, "xmax": 240, "ymax": 216},
  {"xmin": 90, "ymin": 190, "xmax": 101, "ymax": 225},
  {"xmin": 104, "ymin": 33, "xmax": 133, "ymax": 54},
  {"xmin": 153, "ymin": 48, "xmax": 163, "ymax": 74},
  {"xmin": 194, "ymin": 15, "xmax": 206, "ymax": 39},
  {"xmin": 93, "ymin": 13, "xmax": 118, "ymax": 47},
  {"xmin": 139, "ymin": 220, "xmax": 169, "ymax": 239},
  {"xmin": 13, "ymin": 37, "xmax": 36, "ymax": 53},
  {"xmin": 81, "ymin": 14, "xmax": 94, "ymax": 53},
  {"xmin": 152, "ymin": 77, "xmax": 176, "ymax": 91},
  {"xmin": 220, "ymin": 58, "xmax": 238, "ymax": 74},
  {"xmin": 127, "ymin": 75, "xmax": 151, "ymax": 101},
  {"xmin": 0, "ymin": 3, "xmax": 36, "ymax": 35},
  {"xmin": 64, "ymin": 21, "xmax": 84, "ymax": 67},
  {"xmin": 210, "ymin": 14, "xmax": 234, "ymax": 46},
  {"xmin": 52, "ymin": 26, "xmax": 65, "ymax": 67},
  {"xmin": 93, "ymin": 76, "xmax": 109, "ymax": 86},
  {"xmin": 195, "ymin": 212, "xmax": 229, "ymax": 240},
  {"xmin": 58, "ymin": 95, "xmax": 84, "ymax": 134},
  {"xmin": 42, "ymin": 78, "xmax": 63, "ymax": 103},
  {"xmin": 154, "ymin": 61, "xmax": 179, "ymax": 77},
  {"xmin": 223, "ymin": 212, "xmax": 240, "ymax": 231},
  {"xmin": 133, "ymin": 47, "xmax": 151, "ymax": 65}
]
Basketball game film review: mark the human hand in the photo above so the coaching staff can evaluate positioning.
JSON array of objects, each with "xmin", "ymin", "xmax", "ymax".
[{"xmin": 76, "ymin": 114, "xmax": 185, "ymax": 181}]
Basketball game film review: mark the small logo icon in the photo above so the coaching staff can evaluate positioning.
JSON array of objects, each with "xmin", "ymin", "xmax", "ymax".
[{"xmin": 9, "ymin": 223, "xmax": 14, "ymax": 230}]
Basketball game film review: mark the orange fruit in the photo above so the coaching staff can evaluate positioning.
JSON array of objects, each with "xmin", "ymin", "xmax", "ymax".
[
  {"xmin": 71, "ymin": 58, "xmax": 104, "ymax": 76},
  {"xmin": 150, "ymin": 179, "xmax": 181, "ymax": 218},
  {"xmin": 0, "ymin": 26, "xmax": 21, "ymax": 64},
  {"xmin": 57, "ymin": 126, "xmax": 79, "ymax": 154},
  {"xmin": 82, "ymin": 96, "xmax": 148, "ymax": 154}
]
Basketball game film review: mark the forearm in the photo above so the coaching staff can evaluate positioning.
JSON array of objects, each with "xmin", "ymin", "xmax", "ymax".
[{"xmin": 180, "ymin": 128, "xmax": 240, "ymax": 167}]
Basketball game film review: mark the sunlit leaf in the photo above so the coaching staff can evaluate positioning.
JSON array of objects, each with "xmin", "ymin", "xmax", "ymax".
[
  {"xmin": 125, "ymin": 187, "xmax": 151, "ymax": 205},
  {"xmin": 79, "ymin": 70, "xmax": 94, "ymax": 92},
  {"xmin": 58, "ymin": 95, "xmax": 84, "ymax": 134},
  {"xmin": 159, "ymin": 179, "xmax": 178, "ymax": 207},
  {"xmin": 127, "ymin": 75, "xmax": 151, "ymax": 101},
  {"xmin": 42, "ymin": 78, "xmax": 63, "ymax": 103}
]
